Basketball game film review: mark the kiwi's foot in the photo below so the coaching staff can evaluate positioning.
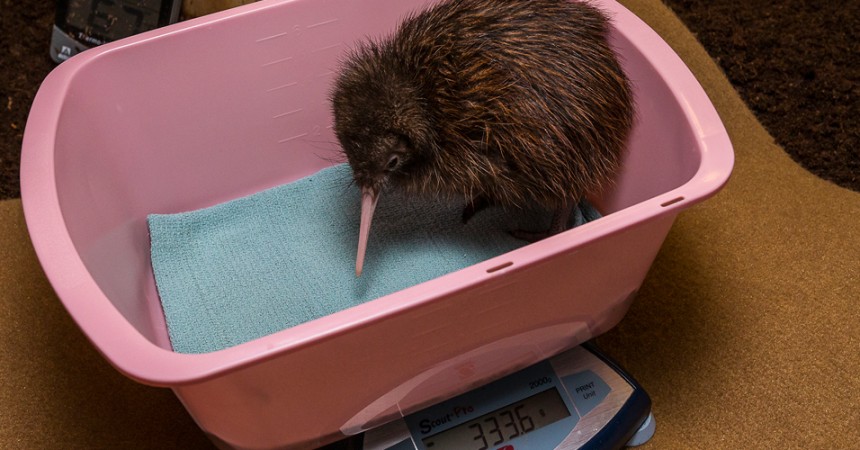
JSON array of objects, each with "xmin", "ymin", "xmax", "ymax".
[
  {"xmin": 461, "ymin": 194, "xmax": 490, "ymax": 224},
  {"xmin": 509, "ymin": 200, "xmax": 576, "ymax": 242},
  {"xmin": 509, "ymin": 229, "xmax": 552, "ymax": 242}
]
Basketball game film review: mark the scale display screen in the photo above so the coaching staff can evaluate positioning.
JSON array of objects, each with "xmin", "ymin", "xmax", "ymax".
[
  {"xmin": 421, "ymin": 388, "xmax": 570, "ymax": 450},
  {"xmin": 365, "ymin": 345, "xmax": 653, "ymax": 450}
]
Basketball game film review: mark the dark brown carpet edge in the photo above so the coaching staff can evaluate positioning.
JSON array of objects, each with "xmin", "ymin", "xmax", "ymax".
[{"xmin": 661, "ymin": 0, "xmax": 858, "ymax": 192}]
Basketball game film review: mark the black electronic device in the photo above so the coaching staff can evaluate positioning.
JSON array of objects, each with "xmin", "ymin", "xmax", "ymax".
[
  {"xmin": 51, "ymin": 0, "xmax": 181, "ymax": 63},
  {"xmin": 363, "ymin": 343, "xmax": 655, "ymax": 450}
]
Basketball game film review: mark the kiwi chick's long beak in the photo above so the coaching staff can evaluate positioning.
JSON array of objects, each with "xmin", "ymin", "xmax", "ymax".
[{"xmin": 356, "ymin": 186, "xmax": 379, "ymax": 277}]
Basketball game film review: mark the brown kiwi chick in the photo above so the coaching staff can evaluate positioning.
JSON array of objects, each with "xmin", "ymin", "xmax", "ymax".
[{"xmin": 331, "ymin": 0, "xmax": 634, "ymax": 276}]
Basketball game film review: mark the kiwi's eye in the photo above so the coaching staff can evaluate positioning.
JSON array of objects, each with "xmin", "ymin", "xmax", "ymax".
[{"xmin": 385, "ymin": 154, "xmax": 400, "ymax": 172}]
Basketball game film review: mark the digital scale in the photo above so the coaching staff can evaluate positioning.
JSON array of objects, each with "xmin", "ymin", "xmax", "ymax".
[
  {"xmin": 362, "ymin": 343, "xmax": 655, "ymax": 450},
  {"xmin": 50, "ymin": 0, "xmax": 182, "ymax": 63}
]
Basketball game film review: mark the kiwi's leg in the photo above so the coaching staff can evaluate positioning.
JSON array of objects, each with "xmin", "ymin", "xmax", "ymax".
[
  {"xmin": 510, "ymin": 200, "xmax": 574, "ymax": 242},
  {"xmin": 462, "ymin": 194, "xmax": 490, "ymax": 224}
]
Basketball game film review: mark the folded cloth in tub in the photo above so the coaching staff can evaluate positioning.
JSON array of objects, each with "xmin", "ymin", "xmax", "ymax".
[{"xmin": 148, "ymin": 164, "xmax": 601, "ymax": 354}]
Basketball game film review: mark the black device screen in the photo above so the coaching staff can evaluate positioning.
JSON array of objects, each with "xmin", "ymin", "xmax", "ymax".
[{"xmin": 56, "ymin": 0, "xmax": 174, "ymax": 46}]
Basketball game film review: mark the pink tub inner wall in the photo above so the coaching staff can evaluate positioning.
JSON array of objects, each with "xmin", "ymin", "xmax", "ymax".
[{"xmin": 22, "ymin": 0, "xmax": 732, "ymax": 448}]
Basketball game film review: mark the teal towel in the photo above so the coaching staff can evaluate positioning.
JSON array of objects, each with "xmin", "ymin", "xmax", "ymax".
[{"xmin": 148, "ymin": 164, "xmax": 600, "ymax": 354}]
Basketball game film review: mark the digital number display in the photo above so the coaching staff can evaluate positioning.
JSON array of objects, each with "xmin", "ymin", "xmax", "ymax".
[
  {"xmin": 62, "ymin": 0, "xmax": 167, "ymax": 44},
  {"xmin": 421, "ymin": 388, "xmax": 570, "ymax": 450}
]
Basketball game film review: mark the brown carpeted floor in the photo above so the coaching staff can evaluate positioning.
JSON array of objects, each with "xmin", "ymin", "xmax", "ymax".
[{"xmin": 2, "ymin": 0, "xmax": 858, "ymax": 449}]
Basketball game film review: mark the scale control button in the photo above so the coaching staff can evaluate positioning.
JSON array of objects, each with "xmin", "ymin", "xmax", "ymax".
[{"xmin": 561, "ymin": 370, "xmax": 611, "ymax": 417}]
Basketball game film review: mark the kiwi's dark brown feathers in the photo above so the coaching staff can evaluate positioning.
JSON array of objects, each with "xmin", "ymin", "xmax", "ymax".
[{"xmin": 331, "ymin": 0, "xmax": 634, "ymax": 215}]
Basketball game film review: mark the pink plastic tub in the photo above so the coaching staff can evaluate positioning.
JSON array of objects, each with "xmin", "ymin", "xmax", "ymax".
[{"xmin": 21, "ymin": 0, "xmax": 732, "ymax": 448}]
